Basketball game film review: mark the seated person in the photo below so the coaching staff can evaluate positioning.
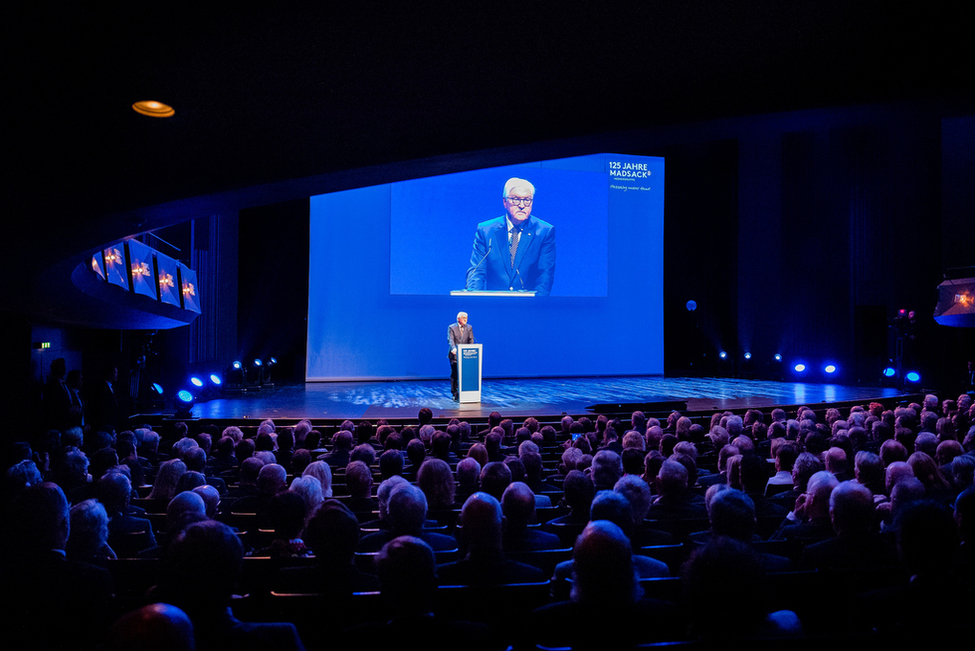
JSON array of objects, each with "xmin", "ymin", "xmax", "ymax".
[
  {"xmin": 437, "ymin": 492, "xmax": 546, "ymax": 586},
  {"xmin": 274, "ymin": 499, "xmax": 379, "ymax": 595},
  {"xmin": 154, "ymin": 519, "xmax": 306, "ymax": 650}
]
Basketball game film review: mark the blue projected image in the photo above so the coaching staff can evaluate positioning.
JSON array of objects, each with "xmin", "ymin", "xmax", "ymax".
[
  {"xmin": 390, "ymin": 165, "xmax": 608, "ymax": 296},
  {"xmin": 307, "ymin": 152, "xmax": 664, "ymax": 381}
]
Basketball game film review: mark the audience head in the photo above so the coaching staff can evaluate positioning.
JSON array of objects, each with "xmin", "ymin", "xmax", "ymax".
[
  {"xmin": 479, "ymin": 461, "xmax": 512, "ymax": 501},
  {"xmin": 571, "ymin": 520, "xmax": 639, "ymax": 606},
  {"xmin": 417, "ymin": 458, "xmax": 455, "ymax": 510},
  {"xmin": 458, "ymin": 492, "xmax": 504, "ymax": 553},
  {"xmin": 302, "ymin": 460, "xmax": 333, "ymax": 498}
]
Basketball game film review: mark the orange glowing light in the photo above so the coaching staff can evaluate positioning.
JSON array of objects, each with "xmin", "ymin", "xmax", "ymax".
[{"xmin": 132, "ymin": 100, "xmax": 175, "ymax": 118}]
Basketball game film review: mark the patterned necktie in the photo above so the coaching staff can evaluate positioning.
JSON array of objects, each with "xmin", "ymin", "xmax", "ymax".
[{"xmin": 510, "ymin": 227, "xmax": 521, "ymax": 266}]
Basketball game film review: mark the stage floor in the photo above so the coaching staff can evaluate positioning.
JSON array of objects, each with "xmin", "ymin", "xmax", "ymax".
[{"xmin": 173, "ymin": 376, "xmax": 914, "ymax": 422}]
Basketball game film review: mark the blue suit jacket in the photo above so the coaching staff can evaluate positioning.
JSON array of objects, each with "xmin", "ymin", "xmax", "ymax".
[{"xmin": 465, "ymin": 216, "xmax": 556, "ymax": 295}]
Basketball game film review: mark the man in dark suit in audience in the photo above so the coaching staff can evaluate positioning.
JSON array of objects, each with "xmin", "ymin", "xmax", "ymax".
[
  {"xmin": 318, "ymin": 430, "xmax": 353, "ymax": 468},
  {"xmin": 157, "ymin": 519, "xmax": 306, "ymax": 650},
  {"xmin": 358, "ymin": 483, "xmax": 457, "ymax": 552},
  {"xmin": 799, "ymin": 480, "xmax": 897, "ymax": 571},
  {"xmin": 1, "ymin": 483, "xmax": 115, "ymax": 649},
  {"xmin": 646, "ymin": 459, "xmax": 707, "ymax": 521},
  {"xmin": 437, "ymin": 492, "xmax": 546, "ymax": 586},
  {"xmin": 501, "ymin": 482, "xmax": 562, "ymax": 552},
  {"xmin": 99, "ymin": 468, "xmax": 156, "ymax": 557}
]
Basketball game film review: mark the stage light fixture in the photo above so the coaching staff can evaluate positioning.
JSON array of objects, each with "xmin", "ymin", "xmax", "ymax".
[
  {"xmin": 253, "ymin": 358, "xmax": 263, "ymax": 367},
  {"xmin": 175, "ymin": 390, "xmax": 195, "ymax": 418},
  {"xmin": 906, "ymin": 371, "xmax": 921, "ymax": 383},
  {"xmin": 233, "ymin": 361, "xmax": 242, "ymax": 370},
  {"xmin": 719, "ymin": 351, "xmax": 727, "ymax": 359},
  {"xmin": 883, "ymin": 367, "xmax": 896, "ymax": 378},
  {"xmin": 686, "ymin": 300, "xmax": 697, "ymax": 312},
  {"xmin": 210, "ymin": 373, "xmax": 222, "ymax": 386},
  {"xmin": 268, "ymin": 357, "xmax": 277, "ymax": 367},
  {"xmin": 743, "ymin": 352, "xmax": 752, "ymax": 360},
  {"xmin": 794, "ymin": 363, "xmax": 807, "ymax": 373},
  {"xmin": 190, "ymin": 376, "xmax": 204, "ymax": 388},
  {"xmin": 774, "ymin": 354, "xmax": 782, "ymax": 362},
  {"xmin": 151, "ymin": 383, "xmax": 164, "ymax": 396},
  {"xmin": 824, "ymin": 364, "xmax": 837, "ymax": 374}
]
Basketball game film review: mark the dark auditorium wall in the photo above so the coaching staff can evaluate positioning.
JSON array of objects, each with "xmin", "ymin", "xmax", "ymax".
[{"xmin": 237, "ymin": 199, "xmax": 310, "ymax": 383}]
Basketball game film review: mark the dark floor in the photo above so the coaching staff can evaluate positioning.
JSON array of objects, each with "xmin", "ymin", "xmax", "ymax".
[{"xmin": 153, "ymin": 376, "xmax": 916, "ymax": 423}]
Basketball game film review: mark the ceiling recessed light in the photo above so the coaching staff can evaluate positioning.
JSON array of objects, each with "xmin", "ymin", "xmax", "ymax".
[{"xmin": 132, "ymin": 100, "xmax": 175, "ymax": 118}]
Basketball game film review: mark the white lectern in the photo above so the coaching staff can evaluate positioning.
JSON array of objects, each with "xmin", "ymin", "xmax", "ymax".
[{"xmin": 457, "ymin": 343, "xmax": 482, "ymax": 403}]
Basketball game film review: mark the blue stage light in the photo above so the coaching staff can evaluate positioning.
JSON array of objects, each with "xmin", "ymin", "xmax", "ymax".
[
  {"xmin": 883, "ymin": 367, "xmax": 896, "ymax": 378},
  {"xmin": 233, "ymin": 361, "xmax": 242, "ymax": 370},
  {"xmin": 210, "ymin": 373, "xmax": 222, "ymax": 386},
  {"xmin": 151, "ymin": 383, "xmax": 164, "ymax": 395},
  {"xmin": 190, "ymin": 376, "xmax": 204, "ymax": 388},
  {"xmin": 824, "ymin": 364, "xmax": 837, "ymax": 374},
  {"xmin": 177, "ymin": 390, "xmax": 194, "ymax": 403},
  {"xmin": 686, "ymin": 300, "xmax": 697, "ymax": 312},
  {"xmin": 253, "ymin": 358, "xmax": 263, "ymax": 367},
  {"xmin": 719, "ymin": 351, "xmax": 727, "ymax": 359},
  {"xmin": 794, "ymin": 363, "xmax": 806, "ymax": 373},
  {"xmin": 744, "ymin": 352, "xmax": 752, "ymax": 360},
  {"xmin": 774, "ymin": 354, "xmax": 782, "ymax": 362},
  {"xmin": 906, "ymin": 371, "xmax": 921, "ymax": 383}
]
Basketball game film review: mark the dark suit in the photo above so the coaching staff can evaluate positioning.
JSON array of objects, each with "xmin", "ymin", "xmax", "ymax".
[
  {"xmin": 447, "ymin": 321, "xmax": 474, "ymax": 399},
  {"xmin": 465, "ymin": 215, "xmax": 556, "ymax": 295}
]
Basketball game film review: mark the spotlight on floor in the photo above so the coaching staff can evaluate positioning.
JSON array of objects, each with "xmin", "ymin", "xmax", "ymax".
[
  {"xmin": 223, "ymin": 361, "xmax": 246, "ymax": 394},
  {"xmin": 175, "ymin": 390, "xmax": 195, "ymax": 418}
]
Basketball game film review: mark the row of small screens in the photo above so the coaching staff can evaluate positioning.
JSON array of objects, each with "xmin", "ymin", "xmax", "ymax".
[{"xmin": 90, "ymin": 239, "xmax": 201, "ymax": 313}]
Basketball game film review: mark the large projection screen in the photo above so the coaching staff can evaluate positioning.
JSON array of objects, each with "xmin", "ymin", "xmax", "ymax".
[{"xmin": 307, "ymin": 153, "xmax": 664, "ymax": 380}]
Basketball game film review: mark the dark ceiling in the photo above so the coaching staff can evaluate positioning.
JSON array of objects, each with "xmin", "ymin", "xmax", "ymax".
[{"xmin": 4, "ymin": 3, "xmax": 972, "ymax": 320}]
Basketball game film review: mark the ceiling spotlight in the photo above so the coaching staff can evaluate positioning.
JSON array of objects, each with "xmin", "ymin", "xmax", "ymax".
[{"xmin": 132, "ymin": 100, "xmax": 175, "ymax": 118}]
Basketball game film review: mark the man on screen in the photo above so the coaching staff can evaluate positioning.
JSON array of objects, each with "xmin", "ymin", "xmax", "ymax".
[
  {"xmin": 465, "ymin": 177, "xmax": 556, "ymax": 295},
  {"xmin": 448, "ymin": 311, "xmax": 474, "ymax": 401}
]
